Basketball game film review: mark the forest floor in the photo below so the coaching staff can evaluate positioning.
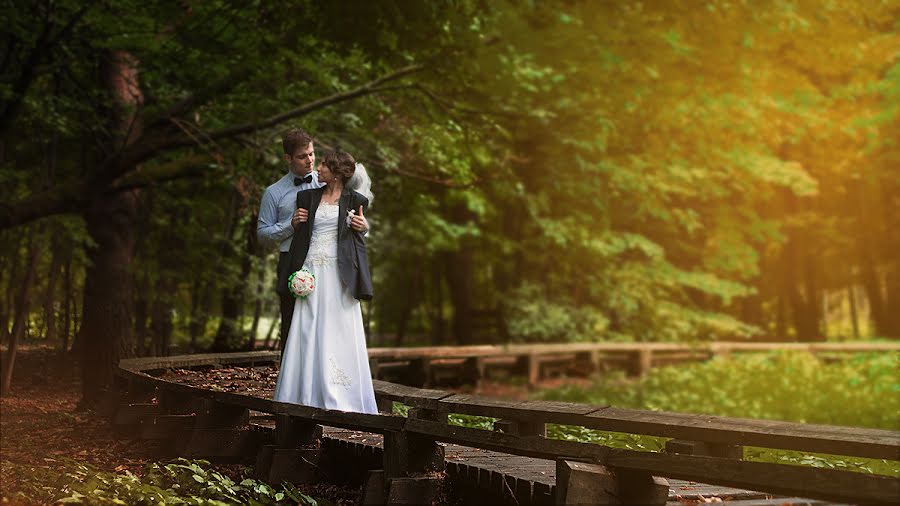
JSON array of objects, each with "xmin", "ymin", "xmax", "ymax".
[
  {"xmin": 0, "ymin": 345, "xmax": 580, "ymax": 505},
  {"xmin": 0, "ymin": 346, "xmax": 362, "ymax": 505}
]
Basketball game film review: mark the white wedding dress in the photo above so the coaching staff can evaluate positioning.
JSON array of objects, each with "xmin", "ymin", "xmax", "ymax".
[{"xmin": 273, "ymin": 202, "xmax": 378, "ymax": 414}]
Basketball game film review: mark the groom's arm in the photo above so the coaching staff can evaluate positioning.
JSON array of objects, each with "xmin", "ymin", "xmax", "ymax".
[{"xmin": 257, "ymin": 188, "xmax": 294, "ymax": 250}]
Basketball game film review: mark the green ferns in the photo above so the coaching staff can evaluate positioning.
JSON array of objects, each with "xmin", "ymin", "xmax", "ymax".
[{"xmin": 2, "ymin": 459, "xmax": 327, "ymax": 506}]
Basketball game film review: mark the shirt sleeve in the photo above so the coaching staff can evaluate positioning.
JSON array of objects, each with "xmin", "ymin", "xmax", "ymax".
[{"xmin": 257, "ymin": 189, "xmax": 294, "ymax": 250}]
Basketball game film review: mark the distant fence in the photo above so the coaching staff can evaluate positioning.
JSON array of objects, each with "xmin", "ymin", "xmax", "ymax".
[{"xmin": 114, "ymin": 351, "xmax": 900, "ymax": 505}]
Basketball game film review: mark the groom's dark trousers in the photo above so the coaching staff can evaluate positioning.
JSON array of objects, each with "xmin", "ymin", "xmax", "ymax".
[{"xmin": 277, "ymin": 252, "xmax": 293, "ymax": 352}]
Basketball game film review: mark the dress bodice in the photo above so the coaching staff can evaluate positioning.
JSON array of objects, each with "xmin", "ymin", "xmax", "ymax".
[{"xmin": 305, "ymin": 202, "xmax": 339, "ymax": 266}]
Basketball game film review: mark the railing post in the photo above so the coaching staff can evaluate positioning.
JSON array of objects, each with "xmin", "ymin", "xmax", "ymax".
[
  {"xmin": 370, "ymin": 407, "xmax": 445, "ymax": 505},
  {"xmin": 462, "ymin": 357, "xmax": 485, "ymax": 387},
  {"xmin": 632, "ymin": 349, "xmax": 653, "ymax": 376},
  {"xmin": 527, "ymin": 354, "xmax": 540, "ymax": 386}
]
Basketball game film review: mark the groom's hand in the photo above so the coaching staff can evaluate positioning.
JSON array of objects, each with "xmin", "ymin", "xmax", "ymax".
[
  {"xmin": 292, "ymin": 208, "xmax": 308, "ymax": 228},
  {"xmin": 350, "ymin": 205, "xmax": 368, "ymax": 232}
]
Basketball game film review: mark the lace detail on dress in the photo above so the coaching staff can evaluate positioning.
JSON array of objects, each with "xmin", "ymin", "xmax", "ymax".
[
  {"xmin": 305, "ymin": 203, "xmax": 339, "ymax": 267},
  {"xmin": 329, "ymin": 357, "xmax": 352, "ymax": 389}
]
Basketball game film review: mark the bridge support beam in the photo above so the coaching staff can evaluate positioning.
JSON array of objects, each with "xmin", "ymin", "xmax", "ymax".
[
  {"xmin": 254, "ymin": 415, "xmax": 323, "ymax": 482},
  {"xmin": 555, "ymin": 459, "xmax": 668, "ymax": 505}
]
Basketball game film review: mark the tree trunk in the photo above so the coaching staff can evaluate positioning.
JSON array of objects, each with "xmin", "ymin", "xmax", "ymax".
[
  {"xmin": 430, "ymin": 260, "xmax": 444, "ymax": 346},
  {"xmin": 79, "ymin": 189, "xmax": 141, "ymax": 407},
  {"xmin": 42, "ymin": 236, "xmax": 64, "ymax": 343},
  {"xmin": 212, "ymin": 226, "xmax": 253, "ymax": 352},
  {"xmin": 149, "ymin": 276, "xmax": 175, "ymax": 357},
  {"xmin": 133, "ymin": 273, "xmax": 150, "ymax": 356},
  {"xmin": 848, "ymin": 285, "xmax": 860, "ymax": 339},
  {"xmin": 211, "ymin": 192, "xmax": 243, "ymax": 352},
  {"xmin": 262, "ymin": 309, "xmax": 278, "ymax": 349},
  {"xmin": 247, "ymin": 264, "xmax": 264, "ymax": 351},
  {"xmin": 61, "ymin": 249, "xmax": 73, "ymax": 354},
  {"xmin": 78, "ymin": 47, "xmax": 144, "ymax": 408},
  {"xmin": 188, "ymin": 277, "xmax": 210, "ymax": 352},
  {"xmin": 444, "ymin": 247, "xmax": 474, "ymax": 345},
  {"xmin": 1, "ymin": 235, "xmax": 23, "ymax": 345},
  {"xmin": 1, "ymin": 231, "xmax": 40, "ymax": 396}
]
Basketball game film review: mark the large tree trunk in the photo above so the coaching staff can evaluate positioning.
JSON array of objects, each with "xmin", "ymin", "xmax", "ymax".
[
  {"xmin": 79, "ymin": 49, "xmax": 144, "ymax": 408},
  {"xmin": 212, "ymin": 207, "xmax": 254, "ymax": 352},
  {"xmin": 1, "ymin": 231, "xmax": 40, "ymax": 396},
  {"xmin": 79, "ymin": 190, "xmax": 141, "ymax": 407}
]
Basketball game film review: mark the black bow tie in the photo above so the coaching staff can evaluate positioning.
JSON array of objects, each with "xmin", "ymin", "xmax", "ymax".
[{"xmin": 294, "ymin": 174, "xmax": 313, "ymax": 186}]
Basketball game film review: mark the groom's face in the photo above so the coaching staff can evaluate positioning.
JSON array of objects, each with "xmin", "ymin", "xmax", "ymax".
[{"xmin": 286, "ymin": 142, "xmax": 315, "ymax": 176}]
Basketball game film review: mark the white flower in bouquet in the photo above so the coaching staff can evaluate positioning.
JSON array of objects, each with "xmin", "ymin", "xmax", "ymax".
[{"xmin": 288, "ymin": 268, "xmax": 315, "ymax": 299}]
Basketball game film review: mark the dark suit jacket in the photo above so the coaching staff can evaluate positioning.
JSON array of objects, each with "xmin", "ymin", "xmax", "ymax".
[{"xmin": 280, "ymin": 187, "xmax": 373, "ymax": 301}]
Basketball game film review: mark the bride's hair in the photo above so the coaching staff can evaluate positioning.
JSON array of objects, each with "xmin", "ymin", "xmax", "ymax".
[
  {"xmin": 323, "ymin": 148, "xmax": 374, "ymax": 203},
  {"xmin": 321, "ymin": 149, "xmax": 356, "ymax": 183}
]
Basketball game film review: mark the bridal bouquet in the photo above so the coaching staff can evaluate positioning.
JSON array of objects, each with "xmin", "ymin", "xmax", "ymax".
[{"xmin": 288, "ymin": 268, "xmax": 315, "ymax": 299}]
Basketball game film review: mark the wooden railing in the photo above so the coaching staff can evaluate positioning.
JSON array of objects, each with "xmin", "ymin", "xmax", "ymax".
[
  {"xmin": 367, "ymin": 341, "xmax": 900, "ymax": 386},
  {"xmin": 115, "ymin": 351, "xmax": 900, "ymax": 505}
]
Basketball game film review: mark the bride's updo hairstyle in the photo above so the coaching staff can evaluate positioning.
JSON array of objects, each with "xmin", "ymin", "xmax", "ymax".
[{"xmin": 321, "ymin": 149, "xmax": 356, "ymax": 184}]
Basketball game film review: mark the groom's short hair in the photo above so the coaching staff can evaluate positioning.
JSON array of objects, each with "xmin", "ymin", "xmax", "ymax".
[{"xmin": 282, "ymin": 128, "xmax": 314, "ymax": 156}]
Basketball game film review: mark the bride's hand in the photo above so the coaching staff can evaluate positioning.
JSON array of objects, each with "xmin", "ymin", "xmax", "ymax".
[{"xmin": 349, "ymin": 205, "xmax": 368, "ymax": 232}]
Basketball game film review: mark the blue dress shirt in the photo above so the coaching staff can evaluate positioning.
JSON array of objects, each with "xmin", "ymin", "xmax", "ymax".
[{"xmin": 257, "ymin": 171, "xmax": 324, "ymax": 252}]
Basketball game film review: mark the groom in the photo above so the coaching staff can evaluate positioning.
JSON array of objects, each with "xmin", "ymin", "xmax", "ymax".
[{"xmin": 257, "ymin": 128, "xmax": 321, "ymax": 350}]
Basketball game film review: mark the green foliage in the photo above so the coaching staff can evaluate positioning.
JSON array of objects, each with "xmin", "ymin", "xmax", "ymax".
[
  {"xmin": 2, "ymin": 458, "xmax": 326, "ymax": 506},
  {"xmin": 536, "ymin": 352, "xmax": 899, "ymax": 429},
  {"xmin": 503, "ymin": 283, "xmax": 610, "ymax": 342}
]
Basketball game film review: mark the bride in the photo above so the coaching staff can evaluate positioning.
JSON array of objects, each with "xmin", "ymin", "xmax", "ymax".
[{"xmin": 273, "ymin": 149, "xmax": 378, "ymax": 414}]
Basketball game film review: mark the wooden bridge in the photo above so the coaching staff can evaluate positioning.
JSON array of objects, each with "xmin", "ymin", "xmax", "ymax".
[
  {"xmin": 111, "ymin": 350, "xmax": 900, "ymax": 505},
  {"xmin": 367, "ymin": 341, "xmax": 900, "ymax": 387}
]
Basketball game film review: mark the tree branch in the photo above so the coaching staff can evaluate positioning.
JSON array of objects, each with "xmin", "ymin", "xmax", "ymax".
[
  {"xmin": 129, "ymin": 63, "xmax": 425, "ymax": 163},
  {"xmin": 111, "ymin": 154, "xmax": 217, "ymax": 192}
]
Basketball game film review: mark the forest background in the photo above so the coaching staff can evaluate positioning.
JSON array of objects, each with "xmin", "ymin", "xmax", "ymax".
[{"xmin": 1, "ymin": 0, "xmax": 898, "ymax": 406}]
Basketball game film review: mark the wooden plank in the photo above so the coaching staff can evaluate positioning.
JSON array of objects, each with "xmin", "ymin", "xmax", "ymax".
[
  {"xmin": 435, "ymin": 393, "xmax": 899, "ymax": 460},
  {"xmin": 438, "ymin": 393, "xmax": 604, "ymax": 425},
  {"xmin": 119, "ymin": 351, "xmax": 280, "ymax": 372},
  {"xmin": 584, "ymin": 407, "xmax": 900, "ymax": 461},
  {"xmin": 372, "ymin": 379, "xmax": 452, "ymax": 409},
  {"xmin": 403, "ymin": 418, "xmax": 900, "ymax": 506}
]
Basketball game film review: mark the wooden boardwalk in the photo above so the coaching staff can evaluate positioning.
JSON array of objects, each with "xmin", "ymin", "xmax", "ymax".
[
  {"xmin": 112, "ymin": 351, "xmax": 899, "ymax": 505},
  {"xmin": 315, "ymin": 427, "xmax": 841, "ymax": 505}
]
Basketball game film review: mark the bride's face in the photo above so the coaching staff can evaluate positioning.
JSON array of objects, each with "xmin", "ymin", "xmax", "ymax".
[{"xmin": 317, "ymin": 162, "xmax": 335, "ymax": 184}]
